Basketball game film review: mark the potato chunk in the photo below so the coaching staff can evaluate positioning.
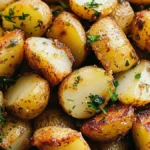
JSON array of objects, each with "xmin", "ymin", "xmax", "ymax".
[
  {"xmin": 59, "ymin": 66, "xmax": 114, "ymax": 119},
  {"xmin": 47, "ymin": 11, "xmax": 86, "ymax": 68},
  {"xmin": 116, "ymin": 60, "xmax": 150, "ymax": 106},
  {"xmin": 0, "ymin": 30, "xmax": 24, "ymax": 77},
  {"xmin": 88, "ymin": 17, "xmax": 138, "ymax": 73},
  {"xmin": 132, "ymin": 110, "xmax": 150, "ymax": 150},
  {"xmin": 81, "ymin": 104, "xmax": 134, "ymax": 142},
  {"xmin": 32, "ymin": 126, "xmax": 91, "ymax": 150},
  {"xmin": 4, "ymin": 73, "xmax": 50, "ymax": 120}
]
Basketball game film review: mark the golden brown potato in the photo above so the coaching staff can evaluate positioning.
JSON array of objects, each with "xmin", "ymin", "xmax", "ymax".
[
  {"xmin": 131, "ymin": 10, "xmax": 150, "ymax": 52},
  {"xmin": 2, "ymin": 0, "xmax": 52, "ymax": 37},
  {"xmin": 47, "ymin": 11, "xmax": 87, "ymax": 68},
  {"xmin": 0, "ymin": 30, "xmax": 24, "ymax": 77},
  {"xmin": 88, "ymin": 16, "xmax": 138, "ymax": 73},
  {"xmin": 25, "ymin": 37, "xmax": 74, "ymax": 86},
  {"xmin": 81, "ymin": 104, "xmax": 134, "ymax": 142},
  {"xmin": 110, "ymin": 0, "xmax": 135, "ymax": 34},
  {"xmin": 128, "ymin": 0, "xmax": 150, "ymax": 4},
  {"xmin": 0, "ymin": 117, "xmax": 32, "ymax": 150},
  {"xmin": 0, "ymin": 0, "xmax": 18, "ymax": 11},
  {"xmin": 69, "ymin": 0, "xmax": 117, "ymax": 21},
  {"xmin": 34, "ymin": 107, "xmax": 76, "ymax": 130},
  {"xmin": 32, "ymin": 126, "xmax": 91, "ymax": 150},
  {"xmin": 59, "ymin": 66, "xmax": 114, "ymax": 119},
  {"xmin": 4, "ymin": 73, "xmax": 50, "ymax": 120},
  {"xmin": 132, "ymin": 110, "xmax": 150, "ymax": 150}
]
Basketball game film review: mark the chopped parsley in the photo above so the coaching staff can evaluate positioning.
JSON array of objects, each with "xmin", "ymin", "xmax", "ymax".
[
  {"xmin": 59, "ymin": 1, "xmax": 68, "ymax": 9},
  {"xmin": 34, "ymin": 20, "xmax": 43, "ymax": 28},
  {"xmin": 87, "ymin": 34, "xmax": 100, "ymax": 46},
  {"xmin": 73, "ymin": 76, "xmax": 81, "ymax": 87},
  {"xmin": 0, "ymin": 106, "xmax": 5, "ymax": 126},
  {"xmin": 125, "ymin": 60, "xmax": 130, "ymax": 67},
  {"xmin": 6, "ymin": 39, "xmax": 18, "ymax": 48},
  {"xmin": 135, "ymin": 73, "xmax": 141, "ymax": 79},
  {"xmin": 67, "ymin": 99, "xmax": 74, "ymax": 102},
  {"xmin": 52, "ymin": 9, "xmax": 62, "ymax": 16},
  {"xmin": 84, "ymin": 0, "xmax": 101, "ymax": 8},
  {"xmin": 9, "ymin": 8, "xmax": 14, "ymax": 16},
  {"xmin": 94, "ymin": 10, "xmax": 100, "ymax": 17},
  {"xmin": 72, "ymin": 106, "xmax": 76, "ymax": 109},
  {"xmin": 18, "ymin": 13, "xmax": 30, "ymax": 20}
]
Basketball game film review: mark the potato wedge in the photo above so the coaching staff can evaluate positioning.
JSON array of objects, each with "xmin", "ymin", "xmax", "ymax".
[
  {"xmin": 32, "ymin": 126, "xmax": 91, "ymax": 150},
  {"xmin": 132, "ymin": 110, "xmax": 150, "ymax": 150},
  {"xmin": 131, "ymin": 10, "xmax": 150, "ymax": 52},
  {"xmin": 110, "ymin": 0, "xmax": 135, "ymax": 34},
  {"xmin": 47, "ymin": 11, "xmax": 86, "ymax": 68},
  {"xmin": 81, "ymin": 104, "xmax": 134, "ymax": 142},
  {"xmin": 0, "ymin": 117, "xmax": 32, "ymax": 150},
  {"xmin": 24, "ymin": 37, "xmax": 74, "ymax": 86},
  {"xmin": 2, "ymin": 0, "xmax": 52, "ymax": 37},
  {"xmin": 88, "ymin": 17, "xmax": 138, "ymax": 73},
  {"xmin": 0, "ymin": 0, "xmax": 17, "ymax": 11},
  {"xmin": 116, "ymin": 60, "xmax": 150, "ymax": 106},
  {"xmin": 4, "ymin": 73, "xmax": 50, "ymax": 120},
  {"xmin": 0, "ymin": 30, "xmax": 24, "ymax": 77},
  {"xmin": 34, "ymin": 107, "xmax": 76, "ymax": 130},
  {"xmin": 59, "ymin": 66, "xmax": 114, "ymax": 119},
  {"xmin": 128, "ymin": 0, "xmax": 150, "ymax": 4},
  {"xmin": 69, "ymin": 0, "xmax": 117, "ymax": 21}
]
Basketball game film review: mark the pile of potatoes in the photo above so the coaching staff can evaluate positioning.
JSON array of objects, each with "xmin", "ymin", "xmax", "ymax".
[{"xmin": 0, "ymin": 0, "xmax": 150, "ymax": 150}]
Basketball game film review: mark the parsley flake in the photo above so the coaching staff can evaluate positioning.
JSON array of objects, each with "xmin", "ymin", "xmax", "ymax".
[
  {"xmin": 85, "ymin": 0, "xmax": 101, "ymax": 8},
  {"xmin": 73, "ymin": 76, "xmax": 81, "ymax": 87},
  {"xmin": 6, "ymin": 39, "xmax": 18, "ymax": 48},
  {"xmin": 125, "ymin": 60, "xmax": 130, "ymax": 67},
  {"xmin": 87, "ymin": 34, "xmax": 100, "ymax": 46},
  {"xmin": 135, "ymin": 73, "xmax": 141, "ymax": 79},
  {"xmin": 18, "ymin": 13, "xmax": 30, "ymax": 20},
  {"xmin": 34, "ymin": 20, "xmax": 43, "ymax": 28},
  {"xmin": 59, "ymin": 1, "xmax": 68, "ymax": 9}
]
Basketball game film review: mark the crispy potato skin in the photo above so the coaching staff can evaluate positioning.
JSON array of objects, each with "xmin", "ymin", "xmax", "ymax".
[
  {"xmin": 132, "ymin": 110, "xmax": 150, "ymax": 150},
  {"xmin": 47, "ymin": 11, "xmax": 87, "ymax": 68},
  {"xmin": 131, "ymin": 10, "xmax": 150, "ymax": 52},
  {"xmin": 4, "ymin": 74, "xmax": 50, "ymax": 120},
  {"xmin": 81, "ymin": 105, "xmax": 134, "ymax": 142},
  {"xmin": 0, "ymin": 30, "xmax": 24, "ymax": 77},
  {"xmin": 2, "ymin": 0, "xmax": 52, "ymax": 37},
  {"xmin": 89, "ymin": 17, "xmax": 138, "ymax": 73},
  {"xmin": 128, "ymin": 0, "xmax": 150, "ymax": 4},
  {"xmin": 32, "ymin": 126, "xmax": 91, "ymax": 150}
]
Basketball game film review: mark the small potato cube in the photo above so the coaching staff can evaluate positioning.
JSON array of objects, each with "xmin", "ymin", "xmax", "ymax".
[
  {"xmin": 116, "ymin": 60, "xmax": 150, "ymax": 106},
  {"xmin": 24, "ymin": 37, "xmax": 74, "ymax": 86}
]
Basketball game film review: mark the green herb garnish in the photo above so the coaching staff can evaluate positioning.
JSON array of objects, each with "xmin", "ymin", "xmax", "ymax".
[
  {"xmin": 125, "ymin": 60, "xmax": 130, "ymax": 67},
  {"xmin": 52, "ymin": 9, "xmax": 61, "ymax": 16},
  {"xmin": 135, "ymin": 73, "xmax": 141, "ymax": 79},
  {"xmin": 18, "ymin": 13, "xmax": 30, "ymax": 20},
  {"xmin": 59, "ymin": 1, "xmax": 68, "ymax": 9},
  {"xmin": 0, "ymin": 106, "xmax": 5, "ymax": 126},
  {"xmin": 34, "ymin": 20, "xmax": 43, "ymax": 28},
  {"xmin": 85, "ymin": 0, "xmax": 101, "ymax": 8},
  {"xmin": 87, "ymin": 34, "xmax": 100, "ymax": 46},
  {"xmin": 6, "ymin": 39, "xmax": 18, "ymax": 48},
  {"xmin": 73, "ymin": 76, "xmax": 81, "ymax": 87}
]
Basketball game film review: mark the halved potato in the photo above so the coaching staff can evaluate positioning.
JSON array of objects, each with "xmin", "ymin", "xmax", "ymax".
[
  {"xmin": 59, "ymin": 66, "xmax": 114, "ymax": 119},
  {"xmin": 128, "ymin": 0, "xmax": 150, "ymax": 4},
  {"xmin": 4, "ymin": 73, "xmax": 50, "ymax": 120},
  {"xmin": 110, "ymin": 0, "xmax": 135, "ymax": 34},
  {"xmin": 69, "ymin": 0, "xmax": 117, "ymax": 21},
  {"xmin": 132, "ymin": 110, "xmax": 150, "ymax": 150},
  {"xmin": 88, "ymin": 17, "xmax": 138, "ymax": 73},
  {"xmin": 32, "ymin": 126, "xmax": 91, "ymax": 150},
  {"xmin": 24, "ymin": 37, "xmax": 74, "ymax": 86},
  {"xmin": 0, "ymin": 0, "xmax": 17, "ymax": 11},
  {"xmin": 34, "ymin": 107, "xmax": 76, "ymax": 130},
  {"xmin": 116, "ymin": 60, "xmax": 150, "ymax": 106},
  {"xmin": 0, "ymin": 30, "xmax": 24, "ymax": 77},
  {"xmin": 2, "ymin": 0, "xmax": 52, "ymax": 37},
  {"xmin": 81, "ymin": 104, "xmax": 134, "ymax": 142},
  {"xmin": 0, "ymin": 117, "xmax": 32, "ymax": 150},
  {"xmin": 47, "ymin": 11, "xmax": 86, "ymax": 68}
]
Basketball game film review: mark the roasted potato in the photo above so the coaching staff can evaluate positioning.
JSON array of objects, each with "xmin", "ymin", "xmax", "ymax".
[
  {"xmin": 0, "ymin": 0, "xmax": 17, "ymax": 11},
  {"xmin": 0, "ymin": 117, "xmax": 32, "ymax": 150},
  {"xmin": 88, "ymin": 17, "xmax": 138, "ymax": 73},
  {"xmin": 116, "ymin": 59, "xmax": 150, "ymax": 106},
  {"xmin": 69, "ymin": 0, "xmax": 118, "ymax": 21},
  {"xmin": 128, "ymin": 0, "xmax": 150, "ymax": 4},
  {"xmin": 24, "ymin": 37, "xmax": 74, "ymax": 86},
  {"xmin": 59, "ymin": 66, "xmax": 114, "ymax": 119},
  {"xmin": 1, "ymin": 0, "xmax": 52, "ymax": 37},
  {"xmin": 131, "ymin": 10, "xmax": 150, "ymax": 52},
  {"xmin": 132, "ymin": 110, "xmax": 150, "ymax": 150},
  {"xmin": 110, "ymin": 0, "xmax": 135, "ymax": 34},
  {"xmin": 4, "ymin": 73, "xmax": 50, "ymax": 120},
  {"xmin": 47, "ymin": 11, "xmax": 86, "ymax": 68},
  {"xmin": 34, "ymin": 107, "xmax": 76, "ymax": 130},
  {"xmin": 81, "ymin": 104, "xmax": 134, "ymax": 142},
  {"xmin": 32, "ymin": 126, "xmax": 91, "ymax": 150},
  {"xmin": 0, "ymin": 30, "xmax": 24, "ymax": 77}
]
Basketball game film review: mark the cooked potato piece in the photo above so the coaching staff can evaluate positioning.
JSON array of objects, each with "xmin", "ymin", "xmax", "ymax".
[
  {"xmin": 2, "ymin": 0, "xmax": 52, "ymax": 37},
  {"xmin": 81, "ymin": 104, "xmax": 134, "ymax": 142},
  {"xmin": 132, "ymin": 110, "xmax": 150, "ymax": 150},
  {"xmin": 25, "ymin": 37, "xmax": 74, "ymax": 86},
  {"xmin": 128, "ymin": 0, "xmax": 150, "ymax": 4},
  {"xmin": 116, "ymin": 60, "xmax": 150, "ymax": 106},
  {"xmin": 110, "ymin": 0, "xmax": 135, "ymax": 34},
  {"xmin": 32, "ymin": 126, "xmax": 91, "ymax": 150},
  {"xmin": 0, "ymin": 117, "xmax": 32, "ymax": 150},
  {"xmin": 88, "ymin": 17, "xmax": 138, "ymax": 73},
  {"xmin": 69, "ymin": 0, "xmax": 117, "ymax": 21},
  {"xmin": 34, "ymin": 107, "xmax": 76, "ymax": 130},
  {"xmin": 0, "ymin": 0, "xmax": 17, "ymax": 11},
  {"xmin": 4, "ymin": 73, "xmax": 50, "ymax": 120},
  {"xmin": 131, "ymin": 10, "xmax": 150, "ymax": 52},
  {"xmin": 47, "ymin": 11, "xmax": 86, "ymax": 68},
  {"xmin": 59, "ymin": 66, "xmax": 114, "ymax": 119},
  {"xmin": 0, "ymin": 30, "xmax": 24, "ymax": 77}
]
